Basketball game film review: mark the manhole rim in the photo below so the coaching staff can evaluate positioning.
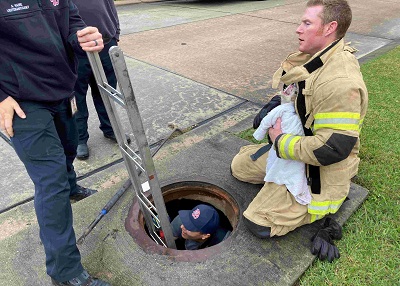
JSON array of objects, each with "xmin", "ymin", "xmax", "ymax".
[{"xmin": 125, "ymin": 178, "xmax": 240, "ymax": 262}]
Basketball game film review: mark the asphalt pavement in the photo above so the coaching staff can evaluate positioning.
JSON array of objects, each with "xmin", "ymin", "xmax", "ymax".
[{"xmin": 0, "ymin": 0, "xmax": 399, "ymax": 285}]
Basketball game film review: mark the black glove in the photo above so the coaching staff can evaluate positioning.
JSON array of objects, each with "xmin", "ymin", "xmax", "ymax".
[
  {"xmin": 311, "ymin": 218, "xmax": 342, "ymax": 262},
  {"xmin": 253, "ymin": 95, "xmax": 281, "ymax": 129},
  {"xmin": 322, "ymin": 217, "xmax": 343, "ymax": 240}
]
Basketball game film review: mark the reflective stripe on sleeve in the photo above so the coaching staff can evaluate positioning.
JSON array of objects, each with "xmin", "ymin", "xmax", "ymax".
[
  {"xmin": 308, "ymin": 196, "xmax": 346, "ymax": 215},
  {"xmin": 314, "ymin": 112, "xmax": 360, "ymax": 131},
  {"xmin": 278, "ymin": 134, "xmax": 301, "ymax": 159}
]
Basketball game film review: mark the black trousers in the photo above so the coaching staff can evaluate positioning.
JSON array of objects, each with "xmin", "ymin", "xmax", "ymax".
[{"xmin": 11, "ymin": 98, "xmax": 83, "ymax": 281}]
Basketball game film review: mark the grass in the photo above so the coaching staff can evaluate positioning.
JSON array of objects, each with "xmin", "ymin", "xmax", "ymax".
[
  {"xmin": 314, "ymin": 45, "xmax": 400, "ymax": 286},
  {"xmin": 238, "ymin": 46, "xmax": 400, "ymax": 285}
]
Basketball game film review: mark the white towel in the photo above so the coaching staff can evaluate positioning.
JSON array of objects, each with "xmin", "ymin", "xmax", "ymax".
[{"xmin": 253, "ymin": 103, "xmax": 311, "ymax": 205}]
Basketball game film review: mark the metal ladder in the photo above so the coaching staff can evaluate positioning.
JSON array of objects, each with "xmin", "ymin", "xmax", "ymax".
[{"xmin": 86, "ymin": 47, "xmax": 176, "ymax": 249}]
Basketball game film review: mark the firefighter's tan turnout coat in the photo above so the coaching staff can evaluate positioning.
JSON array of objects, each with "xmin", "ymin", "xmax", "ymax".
[{"xmin": 233, "ymin": 39, "xmax": 368, "ymax": 236}]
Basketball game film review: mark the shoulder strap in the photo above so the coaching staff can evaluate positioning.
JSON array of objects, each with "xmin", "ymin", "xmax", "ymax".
[{"xmin": 295, "ymin": 39, "xmax": 342, "ymax": 194}]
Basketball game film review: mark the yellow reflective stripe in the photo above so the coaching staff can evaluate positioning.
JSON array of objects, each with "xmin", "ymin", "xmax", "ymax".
[
  {"xmin": 307, "ymin": 196, "xmax": 346, "ymax": 215},
  {"xmin": 314, "ymin": 112, "xmax": 360, "ymax": 131},
  {"xmin": 314, "ymin": 112, "xmax": 360, "ymax": 119},
  {"xmin": 285, "ymin": 135, "xmax": 301, "ymax": 159},
  {"xmin": 359, "ymin": 118, "xmax": 364, "ymax": 132},
  {"xmin": 310, "ymin": 214, "xmax": 324, "ymax": 223},
  {"xmin": 279, "ymin": 134, "xmax": 301, "ymax": 159},
  {"xmin": 279, "ymin": 135, "xmax": 290, "ymax": 159}
]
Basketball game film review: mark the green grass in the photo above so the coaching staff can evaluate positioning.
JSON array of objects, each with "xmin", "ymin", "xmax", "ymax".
[
  {"xmin": 239, "ymin": 46, "xmax": 400, "ymax": 285},
  {"xmin": 299, "ymin": 46, "xmax": 400, "ymax": 285}
]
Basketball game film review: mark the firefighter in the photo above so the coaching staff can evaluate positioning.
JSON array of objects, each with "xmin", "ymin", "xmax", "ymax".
[
  {"xmin": 0, "ymin": 0, "xmax": 110, "ymax": 285},
  {"xmin": 231, "ymin": 0, "xmax": 368, "ymax": 262},
  {"xmin": 170, "ymin": 204, "xmax": 230, "ymax": 250}
]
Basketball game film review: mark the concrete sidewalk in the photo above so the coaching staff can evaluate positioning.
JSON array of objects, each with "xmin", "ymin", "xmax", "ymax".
[
  {"xmin": 0, "ymin": 0, "xmax": 399, "ymax": 285},
  {"xmin": 114, "ymin": 0, "xmax": 162, "ymax": 5}
]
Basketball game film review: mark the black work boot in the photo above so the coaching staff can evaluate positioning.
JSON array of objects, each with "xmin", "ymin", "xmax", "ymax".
[
  {"xmin": 70, "ymin": 185, "xmax": 98, "ymax": 202},
  {"xmin": 76, "ymin": 143, "xmax": 89, "ymax": 160},
  {"xmin": 103, "ymin": 132, "xmax": 117, "ymax": 143},
  {"xmin": 51, "ymin": 270, "xmax": 110, "ymax": 286},
  {"xmin": 244, "ymin": 217, "xmax": 271, "ymax": 239}
]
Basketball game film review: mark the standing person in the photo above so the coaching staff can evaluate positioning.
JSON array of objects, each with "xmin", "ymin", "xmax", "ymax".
[
  {"xmin": 231, "ymin": 0, "xmax": 368, "ymax": 262},
  {"xmin": 0, "ymin": 1, "xmax": 110, "ymax": 285},
  {"xmin": 73, "ymin": 0, "xmax": 120, "ymax": 160}
]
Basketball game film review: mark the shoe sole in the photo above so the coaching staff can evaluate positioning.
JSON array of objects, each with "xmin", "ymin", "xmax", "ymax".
[
  {"xmin": 104, "ymin": 136, "xmax": 117, "ymax": 143},
  {"xmin": 76, "ymin": 154, "xmax": 89, "ymax": 160}
]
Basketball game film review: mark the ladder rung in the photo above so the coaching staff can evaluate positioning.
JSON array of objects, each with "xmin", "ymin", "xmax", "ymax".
[
  {"xmin": 98, "ymin": 83, "xmax": 125, "ymax": 107},
  {"xmin": 137, "ymin": 195, "xmax": 158, "ymax": 217},
  {"xmin": 149, "ymin": 231, "xmax": 167, "ymax": 247},
  {"xmin": 119, "ymin": 146, "xmax": 145, "ymax": 173}
]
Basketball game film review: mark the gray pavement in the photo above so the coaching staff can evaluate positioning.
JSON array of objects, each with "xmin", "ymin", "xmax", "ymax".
[{"xmin": 0, "ymin": 0, "xmax": 399, "ymax": 285}]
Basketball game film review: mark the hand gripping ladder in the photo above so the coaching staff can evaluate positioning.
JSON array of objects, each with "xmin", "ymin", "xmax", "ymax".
[{"xmin": 86, "ymin": 48, "xmax": 176, "ymax": 249}]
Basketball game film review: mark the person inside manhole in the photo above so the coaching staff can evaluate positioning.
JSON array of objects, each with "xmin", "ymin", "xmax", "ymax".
[
  {"xmin": 170, "ymin": 204, "xmax": 230, "ymax": 250},
  {"xmin": 231, "ymin": 0, "xmax": 368, "ymax": 263}
]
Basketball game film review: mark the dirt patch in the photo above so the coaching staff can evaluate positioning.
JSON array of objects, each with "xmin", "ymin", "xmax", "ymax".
[
  {"xmin": 0, "ymin": 218, "xmax": 36, "ymax": 241},
  {"xmin": 100, "ymin": 174, "xmax": 127, "ymax": 189}
]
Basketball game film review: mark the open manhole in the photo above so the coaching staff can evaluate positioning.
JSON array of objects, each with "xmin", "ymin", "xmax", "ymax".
[{"xmin": 125, "ymin": 181, "xmax": 240, "ymax": 262}]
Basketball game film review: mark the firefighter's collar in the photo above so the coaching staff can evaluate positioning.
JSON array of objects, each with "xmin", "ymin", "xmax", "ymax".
[{"xmin": 272, "ymin": 38, "xmax": 344, "ymax": 88}]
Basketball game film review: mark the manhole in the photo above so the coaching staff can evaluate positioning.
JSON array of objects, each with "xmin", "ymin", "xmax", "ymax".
[{"xmin": 125, "ymin": 180, "xmax": 240, "ymax": 262}]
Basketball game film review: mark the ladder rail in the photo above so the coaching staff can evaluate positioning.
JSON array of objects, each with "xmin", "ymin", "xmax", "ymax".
[
  {"xmin": 86, "ymin": 50, "xmax": 176, "ymax": 249},
  {"xmin": 86, "ymin": 52, "xmax": 129, "ymax": 147}
]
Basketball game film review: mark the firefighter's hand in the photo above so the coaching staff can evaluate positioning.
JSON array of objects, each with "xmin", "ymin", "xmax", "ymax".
[
  {"xmin": 268, "ymin": 117, "xmax": 282, "ymax": 143},
  {"xmin": 253, "ymin": 95, "xmax": 281, "ymax": 129},
  {"xmin": 0, "ymin": 96, "xmax": 26, "ymax": 137},
  {"xmin": 310, "ymin": 218, "xmax": 342, "ymax": 263},
  {"xmin": 77, "ymin": 26, "xmax": 104, "ymax": 52},
  {"xmin": 311, "ymin": 229, "xmax": 340, "ymax": 262}
]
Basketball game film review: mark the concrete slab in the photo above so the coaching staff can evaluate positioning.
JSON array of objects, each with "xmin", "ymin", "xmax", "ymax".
[
  {"xmin": 0, "ymin": 158, "xmax": 129, "ymax": 283},
  {"xmin": 345, "ymin": 32, "xmax": 393, "ymax": 59},
  {"xmin": 120, "ymin": 3, "xmax": 391, "ymax": 103},
  {"xmin": 121, "ymin": 56, "xmax": 245, "ymax": 141},
  {"xmin": 119, "ymin": 14, "xmax": 299, "ymax": 104},
  {"xmin": 0, "ymin": 141, "xmax": 34, "ymax": 212},
  {"xmin": 80, "ymin": 54, "xmax": 245, "ymax": 149},
  {"xmin": 241, "ymin": 0, "xmax": 400, "ymax": 55},
  {"xmin": 244, "ymin": 0, "xmax": 400, "ymax": 39},
  {"xmin": 116, "ymin": 0, "xmax": 304, "ymax": 35},
  {"xmin": 117, "ymin": 2, "xmax": 230, "ymax": 34},
  {"xmin": 0, "ymin": 55, "xmax": 244, "ymax": 212},
  {"xmin": 157, "ymin": 0, "xmax": 303, "ymax": 14},
  {"xmin": 0, "ymin": 107, "xmax": 369, "ymax": 286},
  {"xmin": 346, "ymin": 0, "xmax": 400, "ymax": 39},
  {"xmin": 0, "ymin": 157, "xmax": 128, "ymax": 237},
  {"xmin": 75, "ymin": 54, "xmax": 245, "ymax": 169}
]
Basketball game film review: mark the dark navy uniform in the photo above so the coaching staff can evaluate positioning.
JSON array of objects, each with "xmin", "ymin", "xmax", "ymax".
[
  {"xmin": 0, "ymin": 0, "xmax": 87, "ymax": 282},
  {"xmin": 72, "ymin": 0, "xmax": 120, "ymax": 145}
]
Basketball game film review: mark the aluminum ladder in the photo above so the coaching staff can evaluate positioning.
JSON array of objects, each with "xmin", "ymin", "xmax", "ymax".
[{"xmin": 86, "ymin": 47, "xmax": 176, "ymax": 249}]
